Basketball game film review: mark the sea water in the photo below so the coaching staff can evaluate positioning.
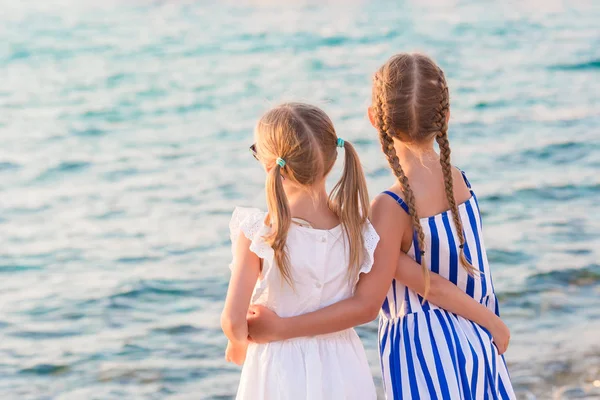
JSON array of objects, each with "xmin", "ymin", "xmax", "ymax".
[{"xmin": 1, "ymin": 1, "xmax": 599, "ymax": 399}]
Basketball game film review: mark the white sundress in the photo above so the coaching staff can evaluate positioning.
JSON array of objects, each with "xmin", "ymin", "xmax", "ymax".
[{"xmin": 229, "ymin": 207, "xmax": 379, "ymax": 400}]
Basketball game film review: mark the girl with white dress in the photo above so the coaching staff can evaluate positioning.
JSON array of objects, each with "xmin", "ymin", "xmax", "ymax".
[{"xmin": 221, "ymin": 102, "xmax": 378, "ymax": 400}]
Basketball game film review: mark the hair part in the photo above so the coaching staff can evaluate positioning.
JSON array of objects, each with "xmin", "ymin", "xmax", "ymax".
[
  {"xmin": 372, "ymin": 53, "xmax": 477, "ymax": 297},
  {"xmin": 256, "ymin": 103, "xmax": 370, "ymax": 286}
]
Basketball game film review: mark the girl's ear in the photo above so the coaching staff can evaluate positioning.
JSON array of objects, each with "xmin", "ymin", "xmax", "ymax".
[
  {"xmin": 446, "ymin": 110, "xmax": 451, "ymax": 124},
  {"xmin": 367, "ymin": 106, "xmax": 377, "ymax": 129}
]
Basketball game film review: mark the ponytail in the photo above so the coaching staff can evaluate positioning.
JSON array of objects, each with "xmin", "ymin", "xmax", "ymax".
[
  {"xmin": 264, "ymin": 163, "xmax": 293, "ymax": 286},
  {"xmin": 329, "ymin": 140, "xmax": 370, "ymax": 278}
]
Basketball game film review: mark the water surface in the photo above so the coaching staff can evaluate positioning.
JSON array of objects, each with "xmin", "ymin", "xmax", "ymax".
[{"xmin": 1, "ymin": 1, "xmax": 599, "ymax": 398}]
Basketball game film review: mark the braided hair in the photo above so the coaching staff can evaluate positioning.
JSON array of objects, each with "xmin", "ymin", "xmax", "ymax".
[
  {"xmin": 372, "ymin": 54, "xmax": 477, "ymax": 295},
  {"xmin": 373, "ymin": 74, "xmax": 431, "ymax": 295}
]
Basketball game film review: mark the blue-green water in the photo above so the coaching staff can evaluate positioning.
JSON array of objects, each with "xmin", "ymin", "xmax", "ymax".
[{"xmin": 1, "ymin": 1, "xmax": 599, "ymax": 399}]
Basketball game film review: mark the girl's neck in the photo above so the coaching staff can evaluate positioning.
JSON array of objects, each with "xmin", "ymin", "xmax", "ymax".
[
  {"xmin": 284, "ymin": 182, "xmax": 339, "ymax": 230},
  {"xmin": 394, "ymin": 140, "xmax": 439, "ymax": 172}
]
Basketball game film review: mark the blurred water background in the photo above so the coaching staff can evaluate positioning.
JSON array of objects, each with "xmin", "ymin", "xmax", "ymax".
[{"xmin": 1, "ymin": 0, "xmax": 599, "ymax": 399}]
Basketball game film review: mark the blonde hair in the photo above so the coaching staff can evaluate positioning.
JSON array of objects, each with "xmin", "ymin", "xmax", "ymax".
[
  {"xmin": 372, "ymin": 53, "xmax": 478, "ymax": 296},
  {"xmin": 255, "ymin": 103, "xmax": 370, "ymax": 286}
]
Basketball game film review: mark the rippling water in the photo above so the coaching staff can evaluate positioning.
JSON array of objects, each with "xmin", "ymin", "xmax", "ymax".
[{"xmin": 1, "ymin": 1, "xmax": 599, "ymax": 399}]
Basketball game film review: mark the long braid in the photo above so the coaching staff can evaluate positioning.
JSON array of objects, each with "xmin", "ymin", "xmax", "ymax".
[
  {"xmin": 434, "ymin": 71, "xmax": 477, "ymax": 275},
  {"xmin": 374, "ymin": 76, "xmax": 431, "ymax": 297}
]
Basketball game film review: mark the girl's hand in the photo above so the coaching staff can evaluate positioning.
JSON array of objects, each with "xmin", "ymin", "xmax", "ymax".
[
  {"xmin": 488, "ymin": 316, "xmax": 510, "ymax": 355},
  {"xmin": 246, "ymin": 305, "xmax": 283, "ymax": 343},
  {"xmin": 225, "ymin": 340, "xmax": 248, "ymax": 365}
]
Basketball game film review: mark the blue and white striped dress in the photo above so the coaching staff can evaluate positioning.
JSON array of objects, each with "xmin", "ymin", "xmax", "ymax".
[{"xmin": 379, "ymin": 172, "xmax": 516, "ymax": 400}]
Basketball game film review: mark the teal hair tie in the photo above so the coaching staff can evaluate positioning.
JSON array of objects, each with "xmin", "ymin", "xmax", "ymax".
[
  {"xmin": 276, "ymin": 157, "xmax": 286, "ymax": 168},
  {"xmin": 336, "ymin": 138, "xmax": 345, "ymax": 148}
]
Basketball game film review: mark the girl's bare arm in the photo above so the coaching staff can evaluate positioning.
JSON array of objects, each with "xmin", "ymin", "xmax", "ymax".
[{"xmin": 221, "ymin": 233, "xmax": 261, "ymax": 364}]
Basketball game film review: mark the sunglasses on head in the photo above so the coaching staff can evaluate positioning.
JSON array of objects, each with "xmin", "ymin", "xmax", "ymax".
[{"xmin": 249, "ymin": 144, "xmax": 259, "ymax": 160}]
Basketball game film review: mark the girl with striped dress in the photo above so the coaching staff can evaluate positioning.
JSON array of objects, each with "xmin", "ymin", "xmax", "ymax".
[
  {"xmin": 370, "ymin": 53, "xmax": 516, "ymax": 399},
  {"xmin": 247, "ymin": 53, "xmax": 515, "ymax": 399}
]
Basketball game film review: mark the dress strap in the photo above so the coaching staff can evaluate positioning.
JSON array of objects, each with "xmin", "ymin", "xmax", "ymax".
[
  {"xmin": 382, "ymin": 191, "xmax": 409, "ymax": 214},
  {"xmin": 460, "ymin": 169, "xmax": 472, "ymax": 189}
]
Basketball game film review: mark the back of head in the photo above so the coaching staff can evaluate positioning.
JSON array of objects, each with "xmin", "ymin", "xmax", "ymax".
[
  {"xmin": 256, "ymin": 103, "xmax": 337, "ymax": 186},
  {"xmin": 255, "ymin": 103, "xmax": 370, "ymax": 285},
  {"xmin": 373, "ymin": 53, "xmax": 449, "ymax": 144},
  {"xmin": 371, "ymin": 53, "xmax": 477, "ymax": 291}
]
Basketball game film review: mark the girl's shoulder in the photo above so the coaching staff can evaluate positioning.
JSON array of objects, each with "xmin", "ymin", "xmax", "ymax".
[
  {"xmin": 362, "ymin": 219, "xmax": 380, "ymax": 247},
  {"xmin": 230, "ymin": 207, "xmax": 268, "ymax": 240},
  {"xmin": 357, "ymin": 219, "xmax": 380, "ymax": 278},
  {"xmin": 372, "ymin": 187, "xmax": 412, "ymax": 219},
  {"xmin": 228, "ymin": 207, "xmax": 273, "ymax": 269}
]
